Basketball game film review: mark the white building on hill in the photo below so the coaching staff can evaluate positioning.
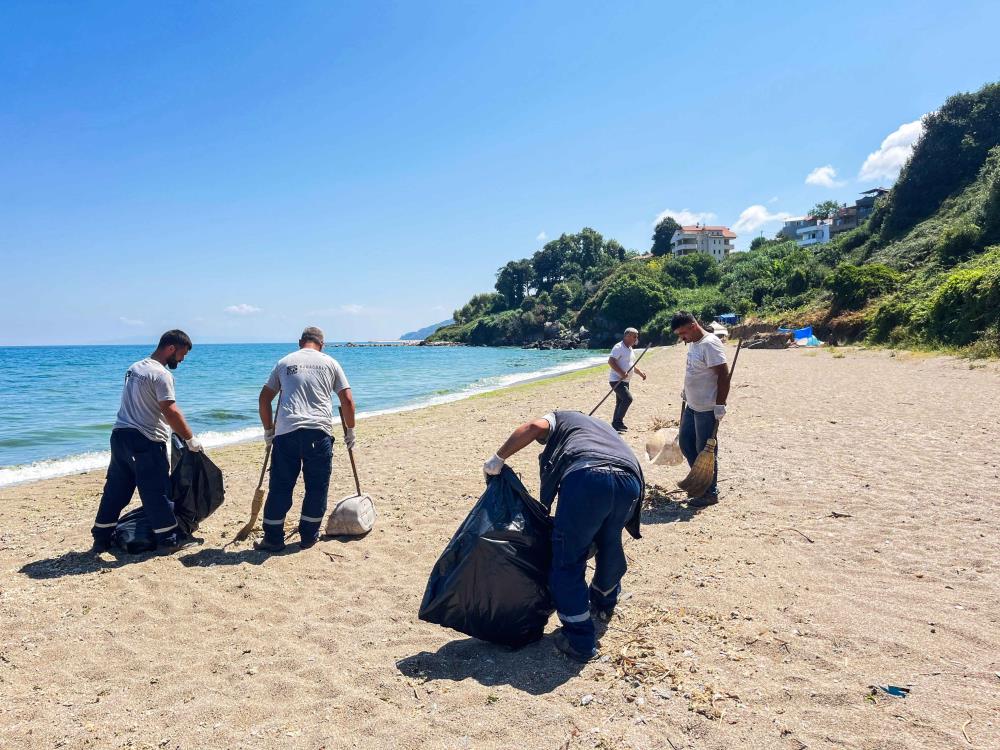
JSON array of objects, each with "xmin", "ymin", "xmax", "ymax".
[
  {"xmin": 670, "ymin": 225, "xmax": 736, "ymax": 260},
  {"xmin": 796, "ymin": 220, "xmax": 831, "ymax": 247}
]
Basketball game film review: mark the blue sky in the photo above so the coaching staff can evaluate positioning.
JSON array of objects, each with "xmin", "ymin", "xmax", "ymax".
[{"xmin": 2, "ymin": 1, "xmax": 998, "ymax": 345}]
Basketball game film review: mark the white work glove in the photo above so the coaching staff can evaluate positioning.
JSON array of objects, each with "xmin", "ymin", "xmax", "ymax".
[
  {"xmin": 483, "ymin": 453, "xmax": 505, "ymax": 477},
  {"xmin": 344, "ymin": 427, "xmax": 356, "ymax": 451},
  {"xmin": 713, "ymin": 405, "xmax": 727, "ymax": 421},
  {"xmin": 186, "ymin": 436, "xmax": 204, "ymax": 452},
  {"xmin": 264, "ymin": 428, "xmax": 275, "ymax": 447}
]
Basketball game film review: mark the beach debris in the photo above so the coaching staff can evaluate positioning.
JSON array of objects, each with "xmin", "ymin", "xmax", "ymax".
[
  {"xmin": 773, "ymin": 528, "xmax": 814, "ymax": 544},
  {"xmin": 829, "ymin": 511, "xmax": 852, "ymax": 518},
  {"xmin": 869, "ymin": 684, "xmax": 910, "ymax": 699},
  {"xmin": 580, "ymin": 694, "xmax": 595, "ymax": 706},
  {"xmin": 962, "ymin": 711, "xmax": 973, "ymax": 745}
]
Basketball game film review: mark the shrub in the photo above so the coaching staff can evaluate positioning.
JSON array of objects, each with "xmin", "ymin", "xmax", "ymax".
[
  {"xmin": 935, "ymin": 222, "xmax": 981, "ymax": 263},
  {"xmin": 926, "ymin": 262, "xmax": 1000, "ymax": 344},
  {"xmin": 824, "ymin": 263, "xmax": 900, "ymax": 310}
]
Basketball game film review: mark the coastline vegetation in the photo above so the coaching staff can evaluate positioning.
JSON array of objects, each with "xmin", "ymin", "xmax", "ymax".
[{"xmin": 430, "ymin": 82, "xmax": 1000, "ymax": 357}]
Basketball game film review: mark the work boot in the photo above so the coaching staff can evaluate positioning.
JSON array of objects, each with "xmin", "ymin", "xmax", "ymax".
[
  {"xmin": 687, "ymin": 493, "xmax": 719, "ymax": 508},
  {"xmin": 89, "ymin": 537, "xmax": 113, "ymax": 554},
  {"xmin": 591, "ymin": 604, "xmax": 615, "ymax": 623},
  {"xmin": 299, "ymin": 534, "xmax": 319, "ymax": 550},
  {"xmin": 253, "ymin": 538, "xmax": 286, "ymax": 553},
  {"xmin": 552, "ymin": 630, "xmax": 598, "ymax": 664},
  {"xmin": 157, "ymin": 532, "xmax": 200, "ymax": 555},
  {"xmin": 612, "ymin": 423, "xmax": 628, "ymax": 434}
]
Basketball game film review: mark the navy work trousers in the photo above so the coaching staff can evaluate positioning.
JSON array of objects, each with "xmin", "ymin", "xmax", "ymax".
[
  {"xmin": 679, "ymin": 406, "xmax": 719, "ymax": 496},
  {"xmin": 92, "ymin": 428, "xmax": 178, "ymax": 543},
  {"xmin": 262, "ymin": 428, "xmax": 333, "ymax": 545},
  {"xmin": 610, "ymin": 381, "xmax": 633, "ymax": 429},
  {"xmin": 550, "ymin": 467, "xmax": 642, "ymax": 654}
]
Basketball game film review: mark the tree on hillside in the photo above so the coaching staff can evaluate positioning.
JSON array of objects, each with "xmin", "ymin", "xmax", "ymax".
[
  {"xmin": 810, "ymin": 200, "xmax": 842, "ymax": 219},
  {"xmin": 651, "ymin": 216, "xmax": 681, "ymax": 256},
  {"xmin": 495, "ymin": 259, "xmax": 535, "ymax": 308},
  {"xmin": 662, "ymin": 253, "xmax": 721, "ymax": 288},
  {"xmin": 454, "ymin": 292, "xmax": 505, "ymax": 323}
]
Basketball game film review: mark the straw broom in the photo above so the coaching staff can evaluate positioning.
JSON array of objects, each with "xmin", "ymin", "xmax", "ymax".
[
  {"xmin": 677, "ymin": 338, "xmax": 743, "ymax": 498},
  {"xmin": 234, "ymin": 391, "xmax": 280, "ymax": 542}
]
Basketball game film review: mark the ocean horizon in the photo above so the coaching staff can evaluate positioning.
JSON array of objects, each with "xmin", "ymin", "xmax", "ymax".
[{"xmin": 0, "ymin": 343, "xmax": 608, "ymax": 487}]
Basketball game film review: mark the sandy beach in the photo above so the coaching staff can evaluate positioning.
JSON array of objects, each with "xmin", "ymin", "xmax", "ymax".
[{"xmin": 1, "ymin": 344, "xmax": 998, "ymax": 750}]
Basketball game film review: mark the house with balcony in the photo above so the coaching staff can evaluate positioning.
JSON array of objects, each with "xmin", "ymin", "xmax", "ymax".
[
  {"xmin": 670, "ymin": 225, "xmax": 736, "ymax": 260},
  {"xmin": 796, "ymin": 219, "xmax": 832, "ymax": 247},
  {"xmin": 780, "ymin": 216, "xmax": 818, "ymax": 240}
]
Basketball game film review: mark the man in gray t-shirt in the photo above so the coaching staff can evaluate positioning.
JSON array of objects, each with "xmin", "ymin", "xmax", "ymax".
[
  {"xmin": 91, "ymin": 330, "xmax": 204, "ymax": 553},
  {"xmin": 255, "ymin": 326, "xmax": 356, "ymax": 551}
]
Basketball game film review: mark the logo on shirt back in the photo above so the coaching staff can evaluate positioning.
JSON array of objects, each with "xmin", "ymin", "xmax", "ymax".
[{"xmin": 286, "ymin": 365, "xmax": 299, "ymax": 375}]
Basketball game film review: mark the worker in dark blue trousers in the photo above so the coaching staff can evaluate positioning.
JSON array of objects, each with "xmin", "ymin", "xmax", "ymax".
[{"xmin": 484, "ymin": 411, "xmax": 643, "ymax": 662}]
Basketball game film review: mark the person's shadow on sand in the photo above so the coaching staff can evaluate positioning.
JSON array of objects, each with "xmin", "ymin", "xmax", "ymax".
[
  {"xmin": 21, "ymin": 549, "xmax": 147, "ymax": 579},
  {"xmin": 178, "ymin": 545, "xmax": 299, "ymax": 567},
  {"xmin": 397, "ymin": 635, "xmax": 584, "ymax": 695}
]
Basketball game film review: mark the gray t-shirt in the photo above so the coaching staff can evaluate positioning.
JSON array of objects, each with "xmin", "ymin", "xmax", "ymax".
[
  {"xmin": 682, "ymin": 333, "xmax": 727, "ymax": 411},
  {"xmin": 265, "ymin": 348, "xmax": 351, "ymax": 437},
  {"xmin": 113, "ymin": 357, "xmax": 176, "ymax": 443},
  {"xmin": 608, "ymin": 341, "xmax": 635, "ymax": 383}
]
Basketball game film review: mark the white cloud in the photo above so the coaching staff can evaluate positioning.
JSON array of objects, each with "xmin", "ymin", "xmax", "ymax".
[
  {"xmin": 805, "ymin": 164, "xmax": 846, "ymax": 188},
  {"xmin": 768, "ymin": 196, "xmax": 779, "ymax": 204},
  {"xmin": 858, "ymin": 118, "xmax": 925, "ymax": 182},
  {"xmin": 654, "ymin": 208, "xmax": 717, "ymax": 227},
  {"xmin": 119, "ymin": 316, "xmax": 144, "ymax": 327},
  {"xmin": 732, "ymin": 205, "xmax": 793, "ymax": 234},
  {"xmin": 536, "ymin": 231, "xmax": 548, "ymax": 242},
  {"xmin": 340, "ymin": 303, "xmax": 365, "ymax": 315},
  {"xmin": 224, "ymin": 303, "xmax": 261, "ymax": 315}
]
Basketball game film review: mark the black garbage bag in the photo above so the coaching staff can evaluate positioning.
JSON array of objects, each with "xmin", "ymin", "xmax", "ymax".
[
  {"xmin": 418, "ymin": 466, "xmax": 554, "ymax": 648},
  {"xmin": 113, "ymin": 436, "xmax": 226, "ymax": 553}
]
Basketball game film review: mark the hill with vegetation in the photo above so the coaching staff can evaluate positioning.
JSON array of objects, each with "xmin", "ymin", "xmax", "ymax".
[
  {"xmin": 430, "ymin": 81, "xmax": 1000, "ymax": 356},
  {"xmin": 399, "ymin": 319, "xmax": 454, "ymax": 341}
]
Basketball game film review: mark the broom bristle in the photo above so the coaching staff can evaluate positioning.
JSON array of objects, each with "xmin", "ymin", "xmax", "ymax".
[
  {"xmin": 233, "ymin": 488, "xmax": 266, "ymax": 541},
  {"xmin": 677, "ymin": 439, "xmax": 717, "ymax": 497}
]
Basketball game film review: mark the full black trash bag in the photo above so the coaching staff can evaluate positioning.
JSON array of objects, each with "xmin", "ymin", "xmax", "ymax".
[
  {"xmin": 114, "ymin": 436, "xmax": 226, "ymax": 553},
  {"xmin": 418, "ymin": 466, "xmax": 554, "ymax": 648}
]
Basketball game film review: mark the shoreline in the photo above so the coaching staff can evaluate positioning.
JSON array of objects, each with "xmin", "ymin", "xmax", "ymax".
[{"xmin": 0, "ymin": 351, "xmax": 616, "ymax": 489}]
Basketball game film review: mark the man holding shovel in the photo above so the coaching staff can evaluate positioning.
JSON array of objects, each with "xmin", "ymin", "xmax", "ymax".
[
  {"xmin": 670, "ymin": 311, "xmax": 729, "ymax": 508},
  {"xmin": 256, "ymin": 327, "xmax": 355, "ymax": 552}
]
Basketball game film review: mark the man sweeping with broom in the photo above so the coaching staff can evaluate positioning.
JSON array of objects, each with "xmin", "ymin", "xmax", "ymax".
[
  {"xmin": 670, "ymin": 311, "xmax": 730, "ymax": 508},
  {"xmin": 254, "ymin": 327, "xmax": 356, "ymax": 552}
]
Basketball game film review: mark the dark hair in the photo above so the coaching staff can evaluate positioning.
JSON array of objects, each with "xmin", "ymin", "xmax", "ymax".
[
  {"xmin": 157, "ymin": 329, "xmax": 193, "ymax": 351},
  {"xmin": 669, "ymin": 311, "xmax": 697, "ymax": 332}
]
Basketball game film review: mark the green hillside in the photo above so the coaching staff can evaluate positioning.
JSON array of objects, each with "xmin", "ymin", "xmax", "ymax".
[{"xmin": 430, "ymin": 81, "xmax": 1000, "ymax": 356}]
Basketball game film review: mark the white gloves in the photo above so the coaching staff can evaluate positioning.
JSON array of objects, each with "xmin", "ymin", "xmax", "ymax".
[
  {"xmin": 714, "ymin": 405, "xmax": 727, "ymax": 420},
  {"xmin": 264, "ymin": 428, "xmax": 275, "ymax": 447},
  {"xmin": 186, "ymin": 436, "xmax": 204, "ymax": 452},
  {"xmin": 483, "ymin": 453, "xmax": 505, "ymax": 476},
  {"xmin": 344, "ymin": 427, "xmax": 356, "ymax": 451}
]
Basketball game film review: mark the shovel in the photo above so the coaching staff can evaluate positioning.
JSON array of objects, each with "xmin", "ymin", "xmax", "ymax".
[
  {"xmin": 325, "ymin": 407, "xmax": 376, "ymax": 536},
  {"xmin": 233, "ymin": 392, "xmax": 281, "ymax": 543},
  {"xmin": 677, "ymin": 338, "xmax": 743, "ymax": 498}
]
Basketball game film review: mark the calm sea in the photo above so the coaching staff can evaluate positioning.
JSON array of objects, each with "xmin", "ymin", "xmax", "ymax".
[{"xmin": 0, "ymin": 343, "xmax": 607, "ymax": 486}]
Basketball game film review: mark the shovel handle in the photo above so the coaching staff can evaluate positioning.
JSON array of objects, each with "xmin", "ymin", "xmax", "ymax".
[{"xmin": 339, "ymin": 407, "xmax": 362, "ymax": 496}]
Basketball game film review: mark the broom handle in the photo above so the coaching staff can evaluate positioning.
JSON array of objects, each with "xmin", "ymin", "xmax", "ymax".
[
  {"xmin": 710, "ymin": 338, "xmax": 744, "ymax": 437},
  {"xmin": 255, "ymin": 390, "xmax": 281, "ymax": 490},
  {"xmin": 339, "ymin": 406, "xmax": 362, "ymax": 496},
  {"xmin": 589, "ymin": 345, "xmax": 650, "ymax": 416}
]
